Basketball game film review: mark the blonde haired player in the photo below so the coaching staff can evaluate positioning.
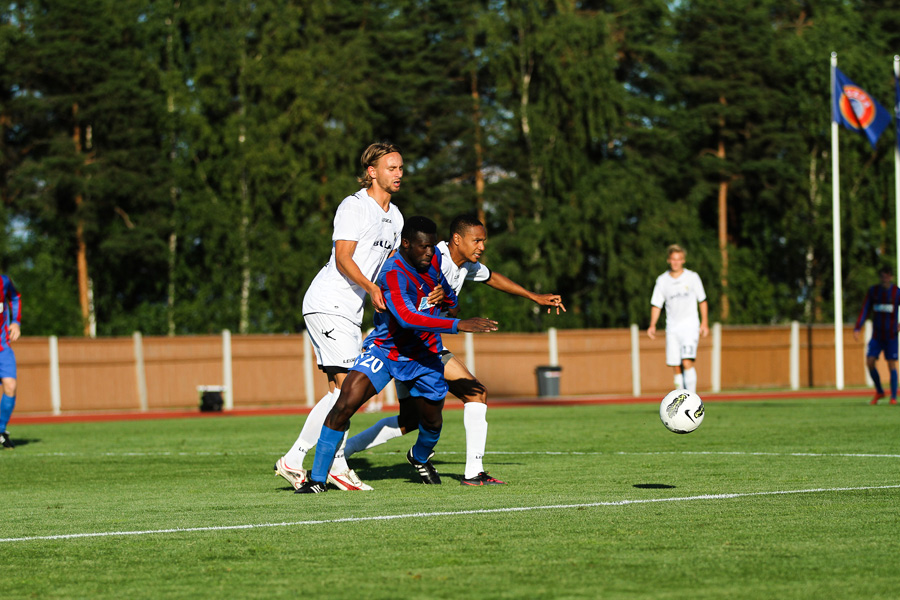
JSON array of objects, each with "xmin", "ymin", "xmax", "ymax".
[
  {"xmin": 275, "ymin": 142, "xmax": 408, "ymax": 492},
  {"xmin": 647, "ymin": 244, "xmax": 709, "ymax": 392}
]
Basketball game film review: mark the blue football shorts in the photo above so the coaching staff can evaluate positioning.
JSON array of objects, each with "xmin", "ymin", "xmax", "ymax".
[
  {"xmin": 0, "ymin": 347, "xmax": 16, "ymax": 379},
  {"xmin": 867, "ymin": 337, "xmax": 899, "ymax": 361},
  {"xmin": 351, "ymin": 344, "xmax": 448, "ymax": 403}
]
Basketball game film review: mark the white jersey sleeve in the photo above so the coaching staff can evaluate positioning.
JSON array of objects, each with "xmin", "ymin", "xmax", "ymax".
[
  {"xmin": 650, "ymin": 269, "xmax": 706, "ymax": 331},
  {"xmin": 301, "ymin": 189, "xmax": 403, "ymax": 326}
]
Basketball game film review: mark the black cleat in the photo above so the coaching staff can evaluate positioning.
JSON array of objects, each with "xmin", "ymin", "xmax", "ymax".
[
  {"xmin": 0, "ymin": 431, "xmax": 13, "ymax": 449},
  {"xmin": 461, "ymin": 472, "xmax": 505, "ymax": 486},
  {"xmin": 406, "ymin": 448, "xmax": 441, "ymax": 484},
  {"xmin": 294, "ymin": 480, "xmax": 327, "ymax": 494}
]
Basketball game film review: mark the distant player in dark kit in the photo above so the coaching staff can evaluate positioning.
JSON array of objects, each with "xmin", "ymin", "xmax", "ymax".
[
  {"xmin": 0, "ymin": 274, "xmax": 21, "ymax": 449},
  {"xmin": 853, "ymin": 265, "xmax": 900, "ymax": 405},
  {"xmin": 295, "ymin": 216, "xmax": 499, "ymax": 493}
]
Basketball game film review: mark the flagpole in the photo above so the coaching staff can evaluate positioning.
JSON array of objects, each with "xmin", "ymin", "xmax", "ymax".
[
  {"xmin": 831, "ymin": 52, "xmax": 845, "ymax": 390},
  {"xmin": 894, "ymin": 56, "xmax": 900, "ymax": 273}
]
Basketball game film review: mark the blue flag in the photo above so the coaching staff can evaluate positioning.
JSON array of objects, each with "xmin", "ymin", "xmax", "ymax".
[{"xmin": 832, "ymin": 67, "xmax": 891, "ymax": 149}]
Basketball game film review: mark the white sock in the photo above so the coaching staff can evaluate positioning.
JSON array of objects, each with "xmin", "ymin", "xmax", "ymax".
[
  {"xmin": 674, "ymin": 373, "xmax": 685, "ymax": 389},
  {"xmin": 464, "ymin": 402, "xmax": 488, "ymax": 479},
  {"xmin": 345, "ymin": 416, "xmax": 403, "ymax": 457},
  {"xmin": 683, "ymin": 367, "xmax": 697, "ymax": 392},
  {"xmin": 329, "ymin": 430, "xmax": 351, "ymax": 473},
  {"xmin": 283, "ymin": 389, "xmax": 336, "ymax": 467}
]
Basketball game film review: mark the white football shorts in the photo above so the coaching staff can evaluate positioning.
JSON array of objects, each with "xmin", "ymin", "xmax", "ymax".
[
  {"xmin": 302, "ymin": 312, "xmax": 362, "ymax": 371},
  {"xmin": 665, "ymin": 326, "xmax": 699, "ymax": 366}
]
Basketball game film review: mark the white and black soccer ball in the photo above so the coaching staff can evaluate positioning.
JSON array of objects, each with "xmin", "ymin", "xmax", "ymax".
[{"xmin": 659, "ymin": 389, "xmax": 705, "ymax": 434}]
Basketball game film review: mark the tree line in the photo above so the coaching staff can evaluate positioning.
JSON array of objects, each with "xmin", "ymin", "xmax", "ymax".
[{"xmin": 1, "ymin": 0, "xmax": 898, "ymax": 337}]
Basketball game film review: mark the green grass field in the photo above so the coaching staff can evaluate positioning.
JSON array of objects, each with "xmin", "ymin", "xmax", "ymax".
[{"xmin": 2, "ymin": 395, "xmax": 899, "ymax": 599}]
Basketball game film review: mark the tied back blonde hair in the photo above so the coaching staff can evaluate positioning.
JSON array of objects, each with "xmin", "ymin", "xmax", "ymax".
[{"xmin": 358, "ymin": 142, "xmax": 401, "ymax": 188}]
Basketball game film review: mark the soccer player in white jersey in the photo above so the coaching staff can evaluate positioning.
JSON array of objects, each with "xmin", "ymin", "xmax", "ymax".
[
  {"xmin": 334, "ymin": 214, "xmax": 565, "ymax": 486},
  {"xmin": 647, "ymin": 244, "xmax": 709, "ymax": 393},
  {"xmin": 275, "ymin": 142, "xmax": 410, "ymax": 492}
]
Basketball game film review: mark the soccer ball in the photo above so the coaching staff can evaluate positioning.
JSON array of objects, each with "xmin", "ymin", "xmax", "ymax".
[{"xmin": 659, "ymin": 389, "xmax": 705, "ymax": 434}]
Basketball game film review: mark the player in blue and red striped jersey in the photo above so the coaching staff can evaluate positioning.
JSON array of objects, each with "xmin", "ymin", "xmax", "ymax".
[
  {"xmin": 853, "ymin": 265, "xmax": 900, "ymax": 405},
  {"xmin": 295, "ymin": 216, "xmax": 499, "ymax": 493},
  {"xmin": 0, "ymin": 274, "xmax": 21, "ymax": 448}
]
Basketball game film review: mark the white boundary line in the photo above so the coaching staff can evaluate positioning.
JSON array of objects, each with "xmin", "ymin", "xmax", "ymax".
[
  {"xmin": 2, "ymin": 484, "xmax": 898, "ymax": 544},
  {"xmin": 11, "ymin": 450, "xmax": 900, "ymax": 459}
]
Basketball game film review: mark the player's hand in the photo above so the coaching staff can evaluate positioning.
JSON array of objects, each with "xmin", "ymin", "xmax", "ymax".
[
  {"xmin": 647, "ymin": 325, "xmax": 656, "ymax": 340},
  {"xmin": 457, "ymin": 317, "xmax": 499, "ymax": 333},
  {"xmin": 426, "ymin": 286, "xmax": 445, "ymax": 306},
  {"xmin": 8, "ymin": 323, "xmax": 20, "ymax": 342},
  {"xmin": 700, "ymin": 324, "xmax": 709, "ymax": 338},
  {"xmin": 853, "ymin": 329, "xmax": 861, "ymax": 342},
  {"xmin": 370, "ymin": 287, "xmax": 387, "ymax": 312},
  {"xmin": 536, "ymin": 294, "xmax": 566, "ymax": 315}
]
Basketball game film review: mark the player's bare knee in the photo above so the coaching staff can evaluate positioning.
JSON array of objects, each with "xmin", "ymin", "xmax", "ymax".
[
  {"xmin": 450, "ymin": 377, "xmax": 487, "ymax": 403},
  {"xmin": 418, "ymin": 404, "xmax": 443, "ymax": 431},
  {"xmin": 420, "ymin": 414, "xmax": 442, "ymax": 431}
]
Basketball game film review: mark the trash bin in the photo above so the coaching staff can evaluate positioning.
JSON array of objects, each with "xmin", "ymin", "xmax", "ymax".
[
  {"xmin": 535, "ymin": 365, "xmax": 562, "ymax": 397},
  {"xmin": 197, "ymin": 385, "xmax": 225, "ymax": 412}
]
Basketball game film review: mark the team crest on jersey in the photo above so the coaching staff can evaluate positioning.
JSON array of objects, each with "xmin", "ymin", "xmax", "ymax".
[
  {"xmin": 418, "ymin": 297, "xmax": 434, "ymax": 311},
  {"xmin": 838, "ymin": 85, "xmax": 879, "ymax": 130}
]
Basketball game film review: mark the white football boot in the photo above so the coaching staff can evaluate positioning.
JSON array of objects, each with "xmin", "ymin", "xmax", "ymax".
[
  {"xmin": 274, "ymin": 457, "xmax": 307, "ymax": 490},
  {"xmin": 327, "ymin": 468, "xmax": 374, "ymax": 491}
]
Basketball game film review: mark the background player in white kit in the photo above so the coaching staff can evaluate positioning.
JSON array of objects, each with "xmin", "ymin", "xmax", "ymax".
[
  {"xmin": 333, "ymin": 214, "xmax": 565, "ymax": 485},
  {"xmin": 647, "ymin": 244, "xmax": 709, "ymax": 393},
  {"xmin": 275, "ymin": 142, "xmax": 413, "ymax": 492}
]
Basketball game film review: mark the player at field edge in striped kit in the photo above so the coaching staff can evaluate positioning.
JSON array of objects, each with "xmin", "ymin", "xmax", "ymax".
[
  {"xmin": 0, "ymin": 274, "xmax": 21, "ymax": 449},
  {"xmin": 853, "ymin": 265, "xmax": 900, "ymax": 405}
]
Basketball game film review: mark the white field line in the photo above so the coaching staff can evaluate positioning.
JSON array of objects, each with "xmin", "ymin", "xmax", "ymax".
[
  {"xmin": 1, "ymin": 484, "xmax": 898, "ymax": 544},
  {"xmin": 13, "ymin": 450, "xmax": 900, "ymax": 459}
]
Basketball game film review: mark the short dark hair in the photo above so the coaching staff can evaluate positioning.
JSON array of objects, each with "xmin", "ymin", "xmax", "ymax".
[
  {"xmin": 880, "ymin": 264, "xmax": 894, "ymax": 276},
  {"xmin": 449, "ymin": 214, "xmax": 484, "ymax": 239},
  {"xmin": 402, "ymin": 216, "xmax": 437, "ymax": 241}
]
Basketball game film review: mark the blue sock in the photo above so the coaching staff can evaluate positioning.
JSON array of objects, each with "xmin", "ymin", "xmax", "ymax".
[
  {"xmin": 411, "ymin": 423, "xmax": 441, "ymax": 464},
  {"xmin": 0, "ymin": 394, "xmax": 14, "ymax": 432},
  {"xmin": 891, "ymin": 370, "xmax": 898, "ymax": 399},
  {"xmin": 870, "ymin": 368, "xmax": 883, "ymax": 394},
  {"xmin": 310, "ymin": 426, "xmax": 344, "ymax": 483}
]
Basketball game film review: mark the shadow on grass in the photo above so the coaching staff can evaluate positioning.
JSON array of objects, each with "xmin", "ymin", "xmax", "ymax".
[
  {"xmin": 3, "ymin": 437, "xmax": 39, "ymax": 448},
  {"xmin": 349, "ymin": 458, "xmax": 426, "ymax": 484},
  {"xmin": 633, "ymin": 483, "xmax": 676, "ymax": 489}
]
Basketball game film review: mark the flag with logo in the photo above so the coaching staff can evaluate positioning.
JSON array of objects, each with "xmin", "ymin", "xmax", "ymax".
[{"xmin": 832, "ymin": 67, "xmax": 891, "ymax": 149}]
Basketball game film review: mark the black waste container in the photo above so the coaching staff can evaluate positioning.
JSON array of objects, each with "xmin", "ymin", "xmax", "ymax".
[
  {"xmin": 535, "ymin": 365, "xmax": 562, "ymax": 397},
  {"xmin": 199, "ymin": 390, "xmax": 224, "ymax": 412}
]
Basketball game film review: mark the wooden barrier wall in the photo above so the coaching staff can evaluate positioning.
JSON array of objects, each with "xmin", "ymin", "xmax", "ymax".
[{"xmin": 12, "ymin": 324, "xmax": 873, "ymax": 415}]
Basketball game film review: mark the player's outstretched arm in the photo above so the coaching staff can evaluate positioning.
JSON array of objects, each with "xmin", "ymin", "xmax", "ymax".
[
  {"xmin": 485, "ymin": 272, "xmax": 565, "ymax": 314},
  {"xmin": 457, "ymin": 317, "xmax": 499, "ymax": 333}
]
